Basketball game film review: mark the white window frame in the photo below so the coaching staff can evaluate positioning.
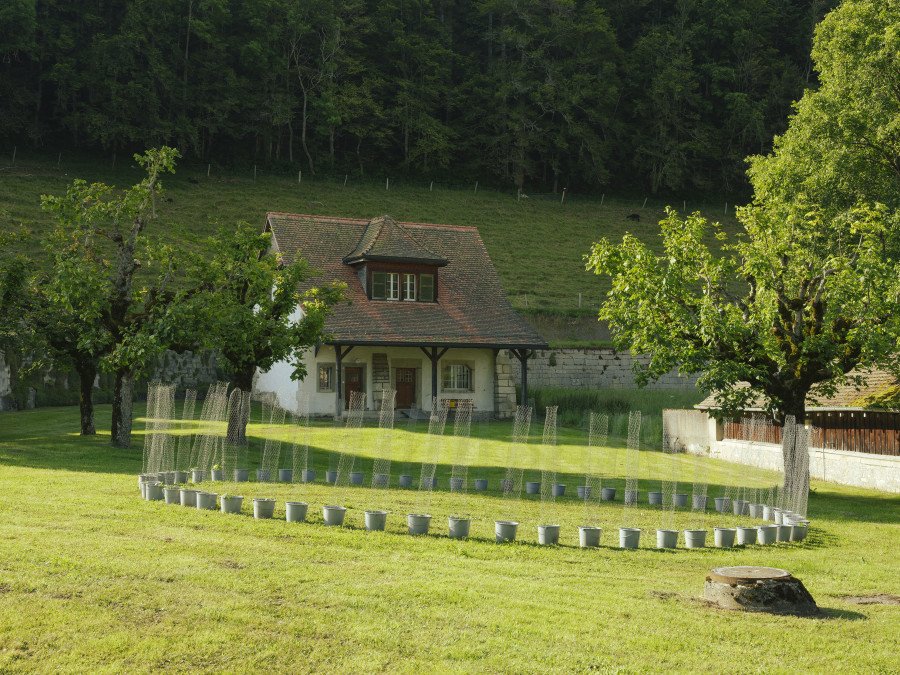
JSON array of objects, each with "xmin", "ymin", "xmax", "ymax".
[
  {"xmin": 386, "ymin": 272, "xmax": 400, "ymax": 301},
  {"xmin": 403, "ymin": 274, "xmax": 416, "ymax": 301}
]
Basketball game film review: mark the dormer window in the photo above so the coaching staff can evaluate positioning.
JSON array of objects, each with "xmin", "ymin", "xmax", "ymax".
[{"xmin": 370, "ymin": 268, "xmax": 436, "ymax": 302}]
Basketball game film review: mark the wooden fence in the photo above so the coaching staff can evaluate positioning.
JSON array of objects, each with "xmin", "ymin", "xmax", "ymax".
[{"xmin": 722, "ymin": 411, "xmax": 900, "ymax": 457}]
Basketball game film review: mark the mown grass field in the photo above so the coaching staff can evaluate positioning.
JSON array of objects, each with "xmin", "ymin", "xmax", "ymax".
[
  {"xmin": 0, "ymin": 155, "xmax": 742, "ymax": 313},
  {"xmin": 1, "ymin": 404, "xmax": 898, "ymax": 673}
]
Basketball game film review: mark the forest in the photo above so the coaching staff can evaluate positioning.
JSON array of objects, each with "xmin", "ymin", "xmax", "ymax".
[{"xmin": 0, "ymin": 0, "xmax": 835, "ymax": 195}]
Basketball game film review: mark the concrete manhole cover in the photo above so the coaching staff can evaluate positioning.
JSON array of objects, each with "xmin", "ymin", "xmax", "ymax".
[
  {"xmin": 704, "ymin": 567, "xmax": 818, "ymax": 615},
  {"xmin": 709, "ymin": 567, "xmax": 792, "ymax": 585}
]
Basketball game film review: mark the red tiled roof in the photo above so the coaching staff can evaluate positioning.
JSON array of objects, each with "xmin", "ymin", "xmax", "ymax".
[
  {"xmin": 343, "ymin": 215, "xmax": 448, "ymax": 266},
  {"xmin": 266, "ymin": 213, "xmax": 548, "ymax": 349}
]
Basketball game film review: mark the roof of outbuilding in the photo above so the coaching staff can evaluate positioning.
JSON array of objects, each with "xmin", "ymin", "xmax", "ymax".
[
  {"xmin": 695, "ymin": 368, "xmax": 900, "ymax": 412},
  {"xmin": 265, "ymin": 213, "xmax": 548, "ymax": 349}
]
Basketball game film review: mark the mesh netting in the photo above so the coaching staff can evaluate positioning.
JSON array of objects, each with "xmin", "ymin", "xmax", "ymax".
[
  {"xmin": 260, "ymin": 403, "xmax": 286, "ymax": 481},
  {"xmin": 660, "ymin": 413, "xmax": 677, "ymax": 531},
  {"xmin": 415, "ymin": 398, "xmax": 449, "ymax": 515},
  {"xmin": 782, "ymin": 416, "xmax": 810, "ymax": 517},
  {"xmin": 448, "ymin": 400, "xmax": 473, "ymax": 518},
  {"xmin": 147, "ymin": 383, "xmax": 175, "ymax": 474},
  {"xmin": 194, "ymin": 382, "xmax": 229, "ymax": 474},
  {"xmin": 222, "ymin": 387, "xmax": 246, "ymax": 494},
  {"xmin": 622, "ymin": 410, "xmax": 641, "ymax": 526},
  {"xmin": 538, "ymin": 406, "xmax": 558, "ymax": 525},
  {"xmin": 371, "ymin": 389, "xmax": 397, "ymax": 494},
  {"xmin": 331, "ymin": 391, "xmax": 366, "ymax": 504},
  {"xmin": 501, "ymin": 404, "xmax": 532, "ymax": 521},
  {"xmin": 141, "ymin": 380, "xmax": 159, "ymax": 474},
  {"xmin": 582, "ymin": 412, "xmax": 608, "ymax": 525},
  {"xmin": 175, "ymin": 389, "xmax": 197, "ymax": 472},
  {"xmin": 289, "ymin": 392, "xmax": 311, "ymax": 498}
]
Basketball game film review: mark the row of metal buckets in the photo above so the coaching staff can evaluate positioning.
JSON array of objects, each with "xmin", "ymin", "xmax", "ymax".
[{"xmin": 138, "ymin": 474, "xmax": 809, "ymax": 548}]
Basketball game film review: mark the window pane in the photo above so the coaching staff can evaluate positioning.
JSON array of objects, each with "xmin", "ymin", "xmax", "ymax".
[
  {"xmin": 442, "ymin": 364, "xmax": 471, "ymax": 390},
  {"xmin": 420, "ymin": 274, "xmax": 434, "ymax": 302},
  {"xmin": 318, "ymin": 365, "xmax": 333, "ymax": 392},
  {"xmin": 372, "ymin": 271, "xmax": 386, "ymax": 299},
  {"xmin": 387, "ymin": 273, "xmax": 399, "ymax": 300},
  {"xmin": 403, "ymin": 274, "xmax": 416, "ymax": 301}
]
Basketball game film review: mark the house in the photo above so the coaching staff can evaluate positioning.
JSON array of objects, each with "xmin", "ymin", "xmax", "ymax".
[{"xmin": 255, "ymin": 213, "xmax": 548, "ymax": 418}]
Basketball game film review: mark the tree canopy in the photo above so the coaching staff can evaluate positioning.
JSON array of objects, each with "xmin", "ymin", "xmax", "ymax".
[
  {"xmin": 586, "ymin": 0, "xmax": 900, "ymax": 427},
  {"xmin": 1, "ymin": 0, "xmax": 836, "ymax": 195}
]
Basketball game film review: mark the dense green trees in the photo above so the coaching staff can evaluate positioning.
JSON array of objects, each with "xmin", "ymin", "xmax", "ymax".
[
  {"xmin": 2, "ymin": 0, "xmax": 835, "ymax": 194},
  {"xmin": 586, "ymin": 0, "xmax": 900, "ymax": 484}
]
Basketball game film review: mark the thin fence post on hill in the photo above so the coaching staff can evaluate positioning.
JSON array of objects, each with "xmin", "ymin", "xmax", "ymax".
[
  {"xmin": 254, "ymin": 165, "xmax": 257, "ymax": 180},
  {"xmin": 298, "ymin": 170, "xmax": 302, "ymax": 184},
  {"xmin": 207, "ymin": 164, "xmax": 210, "ymax": 177},
  {"xmin": 642, "ymin": 197, "xmax": 648, "ymax": 209},
  {"xmin": 12, "ymin": 146, "xmax": 16, "ymax": 165},
  {"xmin": 386, "ymin": 178, "xmax": 389, "ymax": 191},
  {"xmin": 430, "ymin": 181, "xmax": 433, "ymax": 191},
  {"xmin": 344, "ymin": 175, "xmax": 348, "ymax": 186},
  {"xmin": 561, "ymin": 188, "xmax": 567, "ymax": 205},
  {"xmin": 57, "ymin": 152, "xmax": 61, "ymax": 169},
  {"xmin": 600, "ymin": 193, "xmax": 605, "ymax": 207},
  {"xmin": 578, "ymin": 293, "xmax": 581, "ymax": 308},
  {"xmin": 474, "ymin": 181, "xmax": 478, "ymax": 194},
  {"xmin": 725, "ymin": 202, "xmax": 728, "ymax": 215}
]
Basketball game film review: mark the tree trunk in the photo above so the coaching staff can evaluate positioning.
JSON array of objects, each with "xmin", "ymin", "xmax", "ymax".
[
  {"xmin": 110, "ymin": 369, "xmax": 135, "ymax": 448},
  {"xmin": 227, "ymin": 365, "xmax": 255, "ymax": 445},
  {"xmin": 780, "ymin": 397, "xmax": 810, "ymax": 511},
  {"xmin": 77, "ymin": 361, "xmax": 97, "ymax": 436},
  {"xmin": 300, "ymin": 89, "xmax": 315, "ymax": 174}
]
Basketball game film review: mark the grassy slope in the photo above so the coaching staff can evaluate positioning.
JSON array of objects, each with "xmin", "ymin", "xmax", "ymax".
[
  {"xmin": 0, "ymin": 158, "xmax": 741, "ymax": 312},
  {"xmin": 1, "ymin": 406, "xmax": 898, "ymax": 673}
]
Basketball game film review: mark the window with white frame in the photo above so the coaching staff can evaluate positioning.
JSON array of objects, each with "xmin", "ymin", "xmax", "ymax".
[
  {"xmin": 442, "ymin": 364, "xmax": 472, "ymax": 390},
  {"xmin": 403, "ymin": 274, "xmax": 416, "ymax": 301},
  {"xmin": 386, "ymin": 272, "xmax": 399, "ymax": 300}
]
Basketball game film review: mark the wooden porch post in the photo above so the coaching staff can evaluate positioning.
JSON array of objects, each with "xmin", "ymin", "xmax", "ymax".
[{"xmin": 420, "ymin": 346, "xmax": 449, "ymax": 407}]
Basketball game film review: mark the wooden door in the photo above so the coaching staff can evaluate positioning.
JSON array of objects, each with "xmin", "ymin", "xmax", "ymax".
[
  {"xmin": 344, "ymin": 367, "xmax": 363, "ymax": 409},
  {"xmin": 396, "ymin": 368, "xmax": 416, "ymax": 409}
]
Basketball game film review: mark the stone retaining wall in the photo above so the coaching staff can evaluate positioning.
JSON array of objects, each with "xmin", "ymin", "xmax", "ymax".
[{"xmin": 509, "ymin": 347, "xmax": 699, "ymax": 390}]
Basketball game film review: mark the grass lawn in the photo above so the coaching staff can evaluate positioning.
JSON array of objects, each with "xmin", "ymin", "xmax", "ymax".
[{"xmin": 1, "ymin": 404, "xmax": 898, "ymax": 673}]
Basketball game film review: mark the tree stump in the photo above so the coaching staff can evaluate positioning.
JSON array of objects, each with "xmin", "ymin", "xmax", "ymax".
[{"xmin": 704, "ymin": 566, "xmax": 819, "ymax": 615}]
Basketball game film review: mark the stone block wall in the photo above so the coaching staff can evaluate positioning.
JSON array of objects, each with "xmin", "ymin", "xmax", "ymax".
[
  {"xmin": 508, "ymin": 347, "xmax": 699, "ymax": 391},
  {"xmin": 0, "ymin": 349, "xmax": 225, "ymax": 411}
]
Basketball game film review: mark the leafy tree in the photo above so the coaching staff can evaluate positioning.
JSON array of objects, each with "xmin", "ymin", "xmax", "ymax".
[
  {"xmin": 39, "ymin": 147, "xmax": 190, "ymax": 447},
  {"xmin": 587, "ymin": 0, "xmax": 900, "ymax": 489},
  {"xmin": 196, "ymin": 221, "xmax": 346, "ymax": 440}
]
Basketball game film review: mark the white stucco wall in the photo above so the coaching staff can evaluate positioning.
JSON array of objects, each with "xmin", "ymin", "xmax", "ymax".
[
  {"xmin": 255, "ymin": 341, "xmax": 497, "ymax": 415},
  {"xmin": 710, "ymin": 438, "xmax": 900, "ymax": 494}
]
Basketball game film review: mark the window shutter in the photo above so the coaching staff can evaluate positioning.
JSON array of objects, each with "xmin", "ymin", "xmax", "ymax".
[
  {"xmin": 420, "ymin": 274, "xmax": 434, "ymax": 302},
  {"xmin": 372, "ymin": 271, "xmax": 386, "ymax": 299}
]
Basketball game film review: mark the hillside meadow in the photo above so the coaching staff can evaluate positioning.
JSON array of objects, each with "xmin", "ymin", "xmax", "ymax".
[
  {"xmin": 0, "ymin": 404, "xmax": 898, "ymax": 673},
  {"xmin": 1, "ymin": 155, "xmax": 741, "ymax": 313}
]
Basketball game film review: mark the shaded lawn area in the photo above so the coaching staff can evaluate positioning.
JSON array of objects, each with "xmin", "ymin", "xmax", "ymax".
[{"xmin": 0, "ymin": 405, "xmax": 898, "ymax": 673}]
